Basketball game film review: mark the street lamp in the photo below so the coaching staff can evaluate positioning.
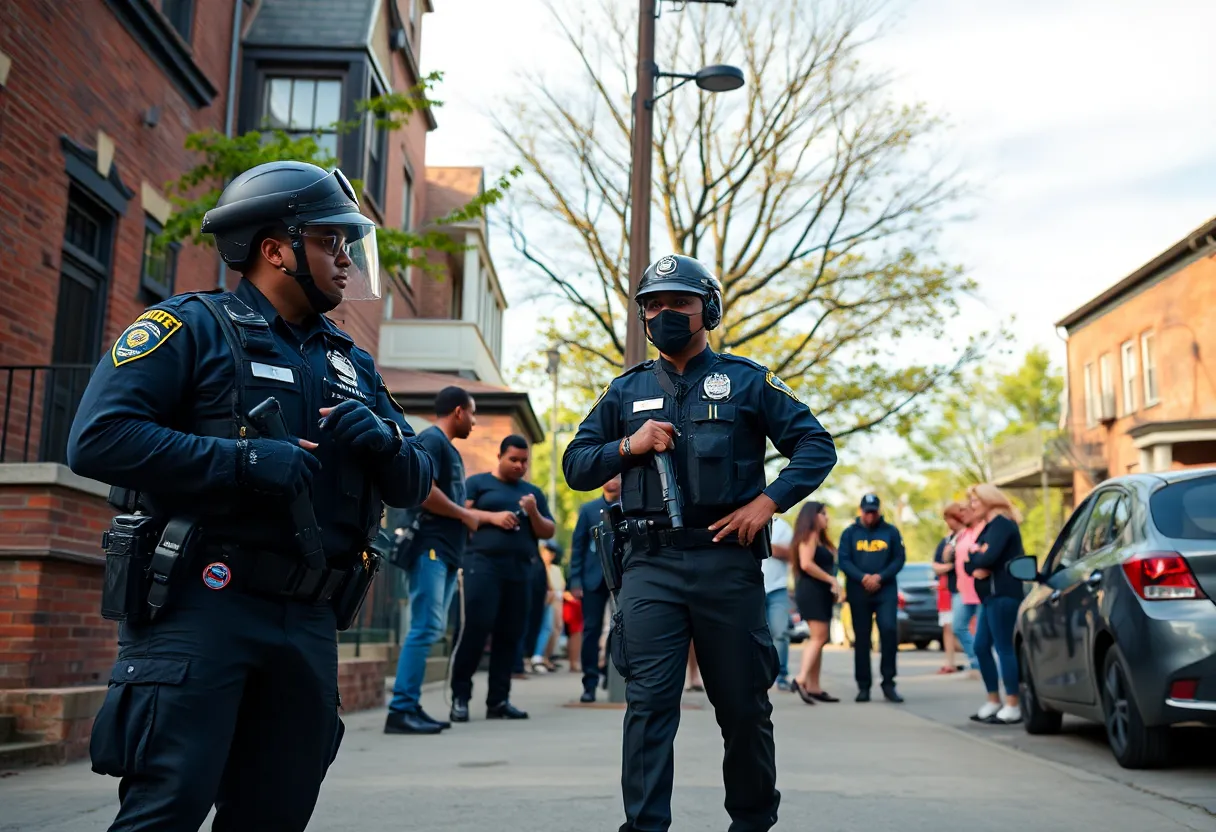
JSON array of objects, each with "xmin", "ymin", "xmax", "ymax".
[
  {"xmin": 545, "ymin": 347, "xmax": 560, "ymax": 527},
  {"xmin": 624, "ymin": 1, "xmax": 744, "ymax": 367}
]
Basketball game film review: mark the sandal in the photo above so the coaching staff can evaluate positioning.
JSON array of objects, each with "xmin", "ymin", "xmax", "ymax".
[{"xmin": 937, "ymin": 666, "xmax": 958, "ymax": 675}]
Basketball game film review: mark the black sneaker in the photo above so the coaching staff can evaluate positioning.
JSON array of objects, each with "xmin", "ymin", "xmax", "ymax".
[
  {"xmin": 882, "ymin": 685, "xmax": 905, "ymax": 704},
  {"xmin": 450, "ymin": 699, "xmax": 470, "ymax": 723},
  {"xmin": 855, "ymin": 689, "xmax": 871, "ymax": 703},
  {"xmin": 384, "ymin": 709, "xmax": 443, "ymax": 735},
  {"xmin": 580, "ymin": 690, "xmax": 596, "ymax": 704},
  {"xmin": 417, "ymin": 707, "xmax": 451, "ymax": 730},
  {"xmin": 486, "ymin": 701, "xmax": 529, "ymax": 720}
]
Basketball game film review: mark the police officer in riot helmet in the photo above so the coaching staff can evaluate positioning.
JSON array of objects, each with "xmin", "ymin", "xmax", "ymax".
[
  {"xmin": 563, "ymin": 254, "xmax": 837, "ymax": 832},
  {"xmin": 67, "ymin": 161, "xmax": 433, "ymax": 831}
]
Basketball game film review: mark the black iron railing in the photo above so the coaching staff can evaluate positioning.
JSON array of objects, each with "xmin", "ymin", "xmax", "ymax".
[
  {"xmin": 1, "ymin": 364, "xmax": 95, "ymax": 464},
  {"xmin": 339, "ymin": 562, "xmax": 409, "ymax": 654}
]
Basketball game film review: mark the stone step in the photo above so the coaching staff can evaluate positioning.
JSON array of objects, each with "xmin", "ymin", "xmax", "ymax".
[
  {"xmin": 0, "ymin": 715, "xmax": 15, "ymax": 744},
  {"xmin": 0, "ymin": 740, "xmax": 62, "ymax": 770}
]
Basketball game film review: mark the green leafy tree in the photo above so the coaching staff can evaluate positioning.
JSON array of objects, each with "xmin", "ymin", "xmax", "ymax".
[{"xmin": 158, "ymin": 72, "xmax": 519, "ymax": 289}]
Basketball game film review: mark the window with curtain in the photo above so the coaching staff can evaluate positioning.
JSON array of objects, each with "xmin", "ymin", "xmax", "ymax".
[{"xmin": 1120, "ymin": 340, "xmax": 1137, "ymax": 414}]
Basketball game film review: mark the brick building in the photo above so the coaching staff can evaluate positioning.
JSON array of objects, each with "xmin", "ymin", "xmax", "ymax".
[
  {"xmin": 0, "ymin": 0, "xmax": 537, "ymax": 761},
  {"xmin": 1057, "ymin": 216, "xmax": 1216, "ymax": 502}
]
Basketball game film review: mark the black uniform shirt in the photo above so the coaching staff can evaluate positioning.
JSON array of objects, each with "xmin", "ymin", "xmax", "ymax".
[
  {"xmin": 464, "ymin": 473, "xmax": 552, "ymax": 580},
  {"xmin": 562, "ymin": 347, "xmax": 836, "ymax": 526},
  {"xmin": 412, "ymin": 425, "xmax": 468, "ymax": 567},
  {"xmin": 67, "ymin": 279, "xmax": 433, "ymax": 558}
]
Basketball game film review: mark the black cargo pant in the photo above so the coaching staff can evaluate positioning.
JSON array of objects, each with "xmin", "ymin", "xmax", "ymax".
[
  {"xmin": 90, "ymin": 567, "xmax": 342, "ymax": 832},
  {"xmin": 610, "ymin": 543, "xmax": 780, "ymax": 832},
  {"xmin": 450, "ymin": 553, "xmax": 528, "ymax": 707},
  {"xmin": 847, "ymin": 589, "xmax": 899, "ymax": 691}
]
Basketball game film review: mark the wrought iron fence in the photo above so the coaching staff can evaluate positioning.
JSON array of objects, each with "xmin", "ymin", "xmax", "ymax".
[
  {"xmin": 339, "ymin": 559, "xmax": 410, "ymax": 655},
  {"xmin": 0, "ymin": 364, "xmax": 95, "ymax": 464}
]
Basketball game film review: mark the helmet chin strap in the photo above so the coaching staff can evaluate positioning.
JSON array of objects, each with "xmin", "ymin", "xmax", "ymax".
[{"xmin": 280, "ymin": 233, "xmax": 338, "ymax": 314}]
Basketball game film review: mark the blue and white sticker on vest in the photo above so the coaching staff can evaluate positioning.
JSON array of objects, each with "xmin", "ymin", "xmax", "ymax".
[
  {"xmin": 202, "ymin": 562, "xmax": 231, "ymax": 590},
  {"xmin": 111, "ymin": 309, "xmax": 183, "ymax": 366}
]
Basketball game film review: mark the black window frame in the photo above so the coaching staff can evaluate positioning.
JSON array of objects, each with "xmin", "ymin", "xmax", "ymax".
[
  {"xmin": 364, "ymin": 79, "xmax": 389, "ymax": 213},
  {"xmin": 259, "ymin": 74, "xmax": 347, "ymax": 163},
  {"xmin": 102, "ymin": 0, "xmax": 216, "ymax": 108},
  {"xmin": 140, "ymin": 217, "xmax": 179, "ymax": 304},
  {"xmin": 159, "ymin": 0, "xmax": 194, "ymax": 44}
]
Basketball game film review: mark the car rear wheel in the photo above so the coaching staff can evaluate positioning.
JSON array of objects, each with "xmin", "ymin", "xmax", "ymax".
[
  {"xmin": 914, "ymin": 640, "xmax": 932, "ymax": 651},
  {"xmin": 1019, "ymin": 644, "xmax": 1062, "ymax": 735},
  {"xmin": 1101, "ymin": 650, "xmax": 1171, "ymax": 769}
]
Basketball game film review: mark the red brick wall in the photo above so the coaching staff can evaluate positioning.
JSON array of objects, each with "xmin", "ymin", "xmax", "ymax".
[
  {"xmin": 0, "ymin": 0, "xmax": 235, "ymax": 369},
  {"xmin": 0, "ymin": 484, "xmax": 116, "ymax": 689},
  {"xmin": 1066, "ymin": 250, "xmax": 1216, "ymax": 500},
  {"xmin": 337, "ymin": 656, "xmax": 390, "ymax": 712}
]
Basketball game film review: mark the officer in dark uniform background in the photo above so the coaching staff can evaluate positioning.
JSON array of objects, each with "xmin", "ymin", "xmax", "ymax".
[
  {"xmin": 67, "ymin": 161, "xmax": 433, "ymax": 831},
  {"xmin": 562, "ymin": 254, "xmax": 837, "ymax": 832},
  {"xmin": 569, "ymin": 474, "xmax": 622, "ymax": 702}
]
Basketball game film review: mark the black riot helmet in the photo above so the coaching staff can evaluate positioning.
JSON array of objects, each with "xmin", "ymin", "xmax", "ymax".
[
  {"xmin": 200, "ymin": 161, "xmax": 380, "ymax": 313},
  {"xmin": 634, "ymin": 254, "xmax": 723, "ymax": 330}
]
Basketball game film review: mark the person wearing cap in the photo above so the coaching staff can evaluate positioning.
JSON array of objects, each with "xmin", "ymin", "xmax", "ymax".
[
  {"xmin": 838, "ymin": 493, "xmax": 907, "ymax": 703},
  {"xmin": 563, "ymin": 254, "xmax": 837, "ymax": 832},
  {"xmin": 67, "ymin": 161, "xmax": 433, "ymax": 831}
]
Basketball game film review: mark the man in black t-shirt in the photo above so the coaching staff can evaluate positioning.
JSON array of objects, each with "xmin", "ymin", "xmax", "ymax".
[
  {"xmin": 449, "ymin": 435, "xmax": 556, "ymax": 722},
  {"xmin": 386, "ymin": 387, "xmax": 519, "ymax": 735}
]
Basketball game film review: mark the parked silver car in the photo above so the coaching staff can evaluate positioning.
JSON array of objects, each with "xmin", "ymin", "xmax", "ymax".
[{"xmin": 1013, "ymin": 469, "xmax": 1216, "ymax": 768}]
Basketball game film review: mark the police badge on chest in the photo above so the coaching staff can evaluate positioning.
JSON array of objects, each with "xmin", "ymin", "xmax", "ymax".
[{"xmin": 325, "ymin": 348, "xmax": 370, "ymax": 404}]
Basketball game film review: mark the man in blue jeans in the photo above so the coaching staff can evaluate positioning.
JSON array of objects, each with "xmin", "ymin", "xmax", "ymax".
[
  {"xmin": 385, "ymin": 387, "xmax": 518, "ymax": 735},
  {"xmin": 761, "ymin": 516, "xmax": 795, "ymax": 690},
  {"xmin": 838, "ymin": 493, "xmax": 906, "ymax": 703}
]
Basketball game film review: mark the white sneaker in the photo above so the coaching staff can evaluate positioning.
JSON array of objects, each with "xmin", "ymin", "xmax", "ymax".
[
  {"xmin": 996, "ymin": 705, "xmax": 1022, "ymax": 724},
  {"xmin": 970, "ymin": 701, "xmax": 1000, "ymax": 722}
]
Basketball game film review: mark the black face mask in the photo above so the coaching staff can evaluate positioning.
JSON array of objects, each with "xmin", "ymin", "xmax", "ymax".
[{"xmin": 646, "ymin": 309, "xmax": 702, "ymax": 355}]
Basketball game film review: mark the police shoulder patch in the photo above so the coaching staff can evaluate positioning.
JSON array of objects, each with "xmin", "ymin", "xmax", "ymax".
[
  {"xmin": 765, "ymin": 371, "xmax": 801, "ymax": 402},
  {"xmin": 111, "ymin": 308, "xmax": 184, "ymax": 367}
]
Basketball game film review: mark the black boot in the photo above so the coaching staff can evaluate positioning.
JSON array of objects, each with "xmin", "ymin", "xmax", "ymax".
[
  {"xmin": 486, "ymin": 701, "xmax": 529, "ymax": 720},
  {"xmin": 450, "ymin": 699, "xmax": 470, "ymax": 723},
  {"xmin": 417, "ymin": 707, "xmax": 451, "ymax": 729},
  {"xmin": 384, "ymin": 709, "xmax": 443, "ymax": 735},
  {"xmin": 882, "ymin": 684, "xmax": 905, "ymax": 704},
  {"xmin": 855, "ymin": 689, "xmax": 871, "ymax": 703},
  {"xmin": 580, "ymin": 689, "xmax": 596, "ymax": 704}
]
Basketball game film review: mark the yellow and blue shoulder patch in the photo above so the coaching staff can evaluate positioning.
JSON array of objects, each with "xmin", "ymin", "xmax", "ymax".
[
  {"xmin": 111, "ymin": 308, "xmax": 183, "ymax": 367},
  {"xmin": 765, "ymin": 371, "xmax": 801, "ymax": 402}
]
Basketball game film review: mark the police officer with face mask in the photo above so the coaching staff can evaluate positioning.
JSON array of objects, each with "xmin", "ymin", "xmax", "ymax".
[
  {"xmin": 67, "ymin": 161, "xmax": 433, "ymax": 832},
  {"xmin": 562, "ymin": 254, "xmax": 837, "ymax": 832}
]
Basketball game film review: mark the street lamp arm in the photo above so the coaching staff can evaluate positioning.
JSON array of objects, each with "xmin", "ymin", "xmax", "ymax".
[{"xmin": 651, "ymin": 74, "xmax": 695, "ymax": 103}]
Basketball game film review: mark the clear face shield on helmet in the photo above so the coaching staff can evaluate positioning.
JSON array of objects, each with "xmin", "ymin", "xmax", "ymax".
[
  {"xmin": 297, "ymin": 170, "xmax": 381, "ymax": 302},
  {"xmin": 299, "ymin": 216, "xmax": 381, "ymax": 301}
]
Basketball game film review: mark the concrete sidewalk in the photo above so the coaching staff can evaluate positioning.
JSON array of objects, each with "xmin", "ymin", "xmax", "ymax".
[{"xmin": 2, "ymin": 649, "xmax": 1214, "ymax": 831}]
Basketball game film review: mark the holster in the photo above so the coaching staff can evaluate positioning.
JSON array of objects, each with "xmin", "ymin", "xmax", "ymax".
[
  {"xmin": 146, "ymin": 518, "xmax": 201, "ymax": 621},
  {"xmin": 332, "ymin": 547, "xmax": 383, "ymax": 631},
  {"xmin": 595, "ymin": 504, "xmax": 625, "ymax": 597},
  {"xmin": 99, "ymin": 514, "xmax": 163, "ymax": 624}
]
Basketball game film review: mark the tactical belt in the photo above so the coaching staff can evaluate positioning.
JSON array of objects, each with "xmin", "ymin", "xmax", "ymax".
[
  {"xmin": 199, "ymin": 543, "xmax": 351, "ymax": 603},
  {"xmin": 649, "ymin": 527, "xmax": 740, "ymax": 548}
]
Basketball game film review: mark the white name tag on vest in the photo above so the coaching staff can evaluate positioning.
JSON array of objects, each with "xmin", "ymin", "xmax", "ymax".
[
  {"xmin": 250, "ymin": 362, "xmax": 295, "ymax": 384},
  {"xmin": 631, "ymin": 397, "xmax": 664, "ymax": 413}
]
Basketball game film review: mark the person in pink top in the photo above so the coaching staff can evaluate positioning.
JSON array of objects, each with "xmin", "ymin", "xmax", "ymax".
[{"xmin": 950, "ymin": 501, "xmax": 984, "ymax": 676}]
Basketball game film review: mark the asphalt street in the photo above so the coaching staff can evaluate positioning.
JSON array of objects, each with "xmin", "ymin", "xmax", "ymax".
[{"xmin": 2, "ymin": 645, "xmax": 1214, "ymax": 831}]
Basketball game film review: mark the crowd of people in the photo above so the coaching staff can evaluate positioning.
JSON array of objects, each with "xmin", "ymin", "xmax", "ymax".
[{"xmin": 382, "ymin": 385, "xmax": 1030, "ymax": 735}]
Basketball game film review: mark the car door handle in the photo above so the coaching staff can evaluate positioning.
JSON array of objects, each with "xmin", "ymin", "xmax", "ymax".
[
  {"xmin": 1049, "ymin": 590, "xmax": 1062, "ymax": 606},
  {"xmin": 1086, "ymin": 571, "xmax": 1103, "ymax": 588}
]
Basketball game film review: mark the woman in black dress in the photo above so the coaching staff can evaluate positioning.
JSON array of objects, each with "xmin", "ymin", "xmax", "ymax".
[{"xmin": 791, "ymin": 502, "xmax": 843, "ymax": 704}]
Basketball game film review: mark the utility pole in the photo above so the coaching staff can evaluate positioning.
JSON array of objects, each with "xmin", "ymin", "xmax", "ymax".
[
  {"xmin": 546, "ymin": 347, "xmax": 560, "ymax": 529},
  {"xmin": 625, "ymin": 0, "xmax": 657, "ymax": 369}
]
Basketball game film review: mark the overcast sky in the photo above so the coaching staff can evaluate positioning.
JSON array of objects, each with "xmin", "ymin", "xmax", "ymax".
[{"xmin": 422, "ymin": 0, "xmax": 1216, "ymax": 380}]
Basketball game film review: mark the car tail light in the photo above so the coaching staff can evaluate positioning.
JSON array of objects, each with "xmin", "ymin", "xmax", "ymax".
[
  {"xmin": 1121, "ymin": 552, "xmax": 1207, "ymax": 601},
  {"xmin": 1170, "ymin": 679, "xmax": 1199, "ymax": 700},
  {"xmin": 897, "ymin": 591, "xmax": 907, "ymax": 610}
]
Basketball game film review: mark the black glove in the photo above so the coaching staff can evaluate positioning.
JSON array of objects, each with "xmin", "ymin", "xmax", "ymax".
[
  {"xmin": 321, "ymin": 398, "xmax": 401, "ymax": 461},
  {"xmin": 236, "ymin": 438, "xmax": 321, "ymax": 499}
]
